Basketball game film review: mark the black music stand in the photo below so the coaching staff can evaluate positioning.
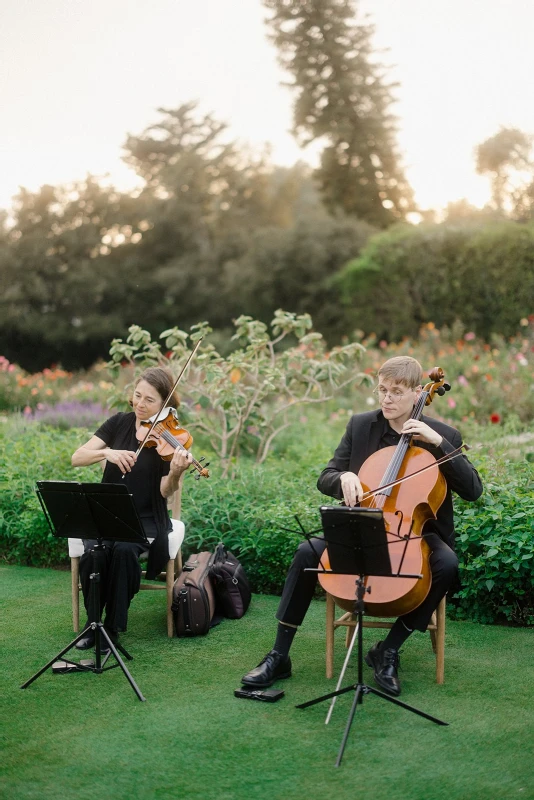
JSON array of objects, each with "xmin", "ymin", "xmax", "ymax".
[
  {"xmin": 296, "ymin": 506, "xmax": 447, "ymax": 767},
  {"xmin": 20, "ymin": 481, "xmax": 149, "ymax": 701}
]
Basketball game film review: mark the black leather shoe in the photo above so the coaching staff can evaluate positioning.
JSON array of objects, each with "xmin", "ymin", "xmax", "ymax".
[
  {"xmin": 75, "ymin": 624, "xmax": 95, "ymax": 650},
  {"xmin": 241, "ymin": 650, "xmax": 292, "ymax": 688},
  {"xmin": 365, "ymin": 641, "xmax": 401, "ymax": 696}
]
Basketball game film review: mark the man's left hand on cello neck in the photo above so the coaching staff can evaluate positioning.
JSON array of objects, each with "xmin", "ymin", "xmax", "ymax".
[{"xmin": 401, "ymin": 418, "xmax": 443, "ymax": 448}]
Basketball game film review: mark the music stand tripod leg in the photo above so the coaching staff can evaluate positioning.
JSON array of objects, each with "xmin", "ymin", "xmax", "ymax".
[
  {"xmin": 20, "ymin": 631, "xmax": 95, "ymax": 689},
  {"xmin": 94, "ymin": 625, "xmax": 146, "ymax": 702},
  {"xmin": 82, "ymin": 542, "xmax": 146, "ymax": 701}
]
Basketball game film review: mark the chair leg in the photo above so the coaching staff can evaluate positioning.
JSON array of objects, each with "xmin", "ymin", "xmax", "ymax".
[
  {"xmin": 345, "ymin": 619, "xmax": 356, "ymax": 648},
  {"xmin": 71, "ymin": 557, "xmax": 80, "ymax": 632},
  {"xmin": 435, "ymin": 596, "xmax": 446, "ymax": 684},
  {"xmin": 429, "ymin": 613, "xmax": 438, "ymax": 654},
  {"xmin": 326, "ymin": 593, "xmax": 335, "ymax": 679},
  {"xmin": 166, "ymin": 559, "xmax": 175, "ymax": 637}
]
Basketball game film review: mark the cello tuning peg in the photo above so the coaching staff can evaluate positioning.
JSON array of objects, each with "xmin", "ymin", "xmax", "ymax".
[
  {"xmin": 198, "ymin": 456, "xmax": 205, "ymax": 463},
  {"xmin": 194, "ymin": 473, "xmax": 201, "ymax": 480},
  {"xmin": 204, "ymin": 462, "xmax": 210, "ymax": 468}
]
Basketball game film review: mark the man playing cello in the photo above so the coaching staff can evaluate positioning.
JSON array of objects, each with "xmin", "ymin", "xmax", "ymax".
[{"xmin": 241, "ymin": 356, "xmax": 483, "ymax": 696}]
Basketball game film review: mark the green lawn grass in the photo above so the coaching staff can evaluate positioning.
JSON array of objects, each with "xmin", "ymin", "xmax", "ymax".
[{"xmin": 1, "ymin": 565, "xmax": 533, "ymax": 800}]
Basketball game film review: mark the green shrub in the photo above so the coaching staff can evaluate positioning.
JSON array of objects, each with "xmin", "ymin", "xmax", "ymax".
[
  {"xmin": 0, "ymin": 420, "xmax": 100, "ymax": 566},
  {"xmin": 180, "ymin": 449, "xmax": 330, "ymax": 594},
  {"xmin": 451, "ymin": 455, "xmax": 534, "ymax": 625}
]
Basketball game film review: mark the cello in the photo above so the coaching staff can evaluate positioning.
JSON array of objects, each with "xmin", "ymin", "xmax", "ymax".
[{"xmin": 318, "ymin": 368, "xmax": 451, "ymax": 617}]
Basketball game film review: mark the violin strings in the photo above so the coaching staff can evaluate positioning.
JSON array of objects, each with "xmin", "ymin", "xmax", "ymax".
[{"xmin": 153, "ymin": 423, "xmax": 204, "ymax": 472}]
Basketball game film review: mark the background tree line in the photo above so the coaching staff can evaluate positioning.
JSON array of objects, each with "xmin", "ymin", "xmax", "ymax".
[{"xmin": 1, "ymin": 0, "xmax": 533, "ymax": 371}]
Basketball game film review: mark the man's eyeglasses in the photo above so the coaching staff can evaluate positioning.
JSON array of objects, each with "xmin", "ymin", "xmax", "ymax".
[{"xmin": 374, "ymin": 386, "xmax": 416, "ymax": 400}]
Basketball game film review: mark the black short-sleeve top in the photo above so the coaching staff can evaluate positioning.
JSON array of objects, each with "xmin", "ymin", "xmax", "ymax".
[{"xmin": 94, "ymin": 411, "xmax": 172, "ymax": 578}]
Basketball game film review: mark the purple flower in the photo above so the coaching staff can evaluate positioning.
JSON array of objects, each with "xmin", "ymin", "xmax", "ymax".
[{"xmin": 31, "ymin": 401, "xmax": 109, "ymax": 430}]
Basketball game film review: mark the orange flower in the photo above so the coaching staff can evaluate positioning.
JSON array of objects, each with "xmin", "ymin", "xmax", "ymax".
[{"xmin": 230, "ymin": 368, "xmax": 241, "ymax": 384}]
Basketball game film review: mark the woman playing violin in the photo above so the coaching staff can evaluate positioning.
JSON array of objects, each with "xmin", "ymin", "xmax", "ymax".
[
  {"xmin": 241, "ymin": 356, "xmax": 483, "ymax": 696},
  {"xmin": 71, "ymin": 367, "xmax": 193, "ymax": 651}
]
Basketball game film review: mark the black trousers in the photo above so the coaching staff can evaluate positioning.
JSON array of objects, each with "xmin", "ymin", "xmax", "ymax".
[
  {"xmin": 276, "ymin": 533, "xmax": 458, "ymax": 632},
  {"xmin": 79, "ymin": 540, "xmax": 147, "ymax": 632}
]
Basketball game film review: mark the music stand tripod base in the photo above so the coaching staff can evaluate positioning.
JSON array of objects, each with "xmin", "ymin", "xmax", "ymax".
[
  {"xmin": 20, "ymin": 561, "xmax": 146, "ymax": 702},
  {"xmin": 296, "ymin": 507, "xmax": 448, "ymax": 767},
  {"xmin": 22, "ymin": 481, "xmax": 150, "ymax": 701}
]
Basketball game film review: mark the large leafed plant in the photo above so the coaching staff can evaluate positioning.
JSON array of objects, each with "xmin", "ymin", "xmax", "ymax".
[{"xmin": 106, "ymin": 311, "xmax": 369, "ymax": 477}]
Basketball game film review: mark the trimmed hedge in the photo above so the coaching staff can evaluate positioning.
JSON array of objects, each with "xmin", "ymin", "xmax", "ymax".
[{"xmin": 339, "ymin": 221, "xmax": 534, "ymax": 342}]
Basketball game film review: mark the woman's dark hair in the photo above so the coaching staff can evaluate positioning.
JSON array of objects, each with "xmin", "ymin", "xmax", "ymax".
[{"xmin": 129, "ymin": 367, "xmax": 180, "ymax": 409}]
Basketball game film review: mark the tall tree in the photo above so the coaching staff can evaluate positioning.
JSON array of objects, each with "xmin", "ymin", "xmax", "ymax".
[
  {"xmin": 475, "ymin": 127, "xmax": 534, "ymax": 219},
  {"xmin": 0, "ymin": 179, "xmax": 152, "ymax": 369},
  {"xmin": 264, "ymin": 0, "xmax": 414, "ymax": 227}
]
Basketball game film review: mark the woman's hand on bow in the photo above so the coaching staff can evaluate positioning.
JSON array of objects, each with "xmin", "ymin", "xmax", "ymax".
[{"xmin": 105, "ymin": 448, "xmax": 137, "ymax": 474}]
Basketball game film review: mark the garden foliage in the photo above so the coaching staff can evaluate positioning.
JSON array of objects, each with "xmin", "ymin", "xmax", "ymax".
[
  {"xmin": 1, "ymin": 319, "xmax": 532, "ymax": 625},
  {"xmin": 106, "ymin": 312, "xmax": 369, "ymax": 476},
  {"xmin": 452, "ymin": 456, "xmax": 534, "ymax": 625},
  {"xmin": 0, "ymin": 421, "xmax": 100, "ymax": 567}
]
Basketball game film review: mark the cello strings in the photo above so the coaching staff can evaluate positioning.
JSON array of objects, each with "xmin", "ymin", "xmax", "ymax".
[
  {"xmin": 361, "ymin": 446, "xmax": 467, "ymax": 501},
  {"xmin": 376, "ymin": 390, "xmax": 428, "ymax": 493},
  {"xmin": 368, "ymin": 389, "xmax": 429, "ymax": 511}
]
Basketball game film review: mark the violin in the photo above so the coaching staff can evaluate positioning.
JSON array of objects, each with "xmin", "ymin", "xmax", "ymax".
[
  {"xmin": 136, "ymin": 407, "xmax": 210, "ymax": 480},
  {"xmin": 319, "ymin": 367, "xmax": 450, "ymax": 616}
]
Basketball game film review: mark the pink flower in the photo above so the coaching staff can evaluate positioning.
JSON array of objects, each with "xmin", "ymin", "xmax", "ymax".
[
  {"xmin": 457, "ymin": 375, "xmax": 468, "ymax": 387},
  {"xmin": 464, "ymin": 332, "xmax": 476, "ymax": 341},
  {"xmin": 447, "ymin": 398, "xmax": 456, "ymax": 409}
]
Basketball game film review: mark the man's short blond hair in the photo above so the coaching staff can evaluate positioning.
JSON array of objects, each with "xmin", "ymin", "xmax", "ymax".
[{"xmin": 377, "ymin": 356, "xmax": 423, "ymax": 389}]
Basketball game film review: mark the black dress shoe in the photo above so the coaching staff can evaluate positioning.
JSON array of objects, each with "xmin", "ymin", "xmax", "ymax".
[
  {"xmin": 365, "ymin": 641, "xmax": 401, "ymax": 696},
  {"xmin": 241, "ymin": 650, "xmax": 292, "ymax": 688},
  {"xmin": 75, "ymin": 625, "xmax": 95, "ymax": 650}
]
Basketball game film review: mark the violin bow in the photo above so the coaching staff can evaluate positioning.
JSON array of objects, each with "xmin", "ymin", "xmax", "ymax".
[{"xmin": 129, "ymin": 337, "xmax": 203, "ymax": 463}]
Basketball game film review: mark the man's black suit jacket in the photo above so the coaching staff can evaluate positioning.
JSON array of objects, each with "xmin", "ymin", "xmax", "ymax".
[{"xmin": 317, "ymin": 409, "xmax": 483, "ymax": 549}]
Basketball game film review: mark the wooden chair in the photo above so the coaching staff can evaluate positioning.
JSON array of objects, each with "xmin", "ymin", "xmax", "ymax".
[
  {"xmin": 69, "ymin": 487, "xmax": 184, "ymax": 638},
  {"xmin": 325, "ymin": 592, "xmax": 446, "ymax": 684}
]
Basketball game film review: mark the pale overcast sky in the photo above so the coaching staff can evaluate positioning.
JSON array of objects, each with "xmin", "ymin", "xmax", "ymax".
[{"xmin": 1, "ymin": 0, "xmax": 533, "ymax": 214}]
